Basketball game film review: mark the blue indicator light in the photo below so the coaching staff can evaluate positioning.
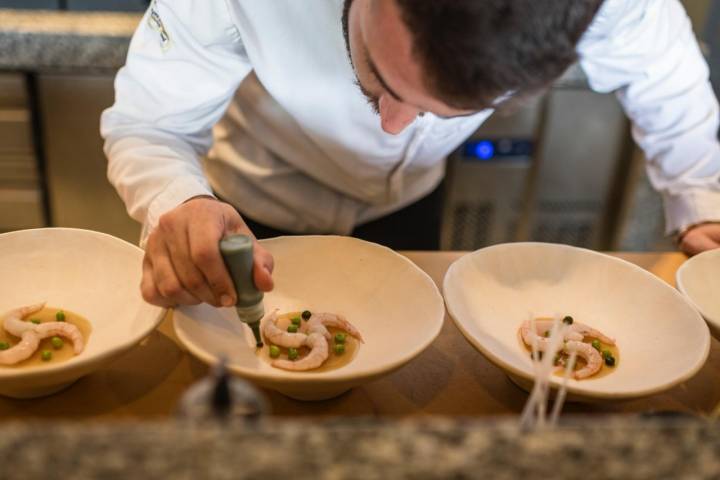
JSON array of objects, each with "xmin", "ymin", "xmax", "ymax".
[
  {"xmin": 461, "ymin": 138, "xmax": 533, "ymax": 162},
  {"xmin": 474, "ymin": 140, "xmax": 495, "ymax": 160}
]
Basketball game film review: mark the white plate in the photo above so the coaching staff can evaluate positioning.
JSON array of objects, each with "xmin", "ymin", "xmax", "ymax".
[
  {"xmin": 677, "ymin": 249, "xmax": 720, "ymax": 337},
  {"xmin": 174, "ymin": 235, "xmax": 445, "ymax": 401},
  {"xmin": 443, "ymin": 242, "xmax": 710, "ymax": 399},
  {"xmin": 0, "ymin": 228, "xmax": 165, "ymax": 398}
]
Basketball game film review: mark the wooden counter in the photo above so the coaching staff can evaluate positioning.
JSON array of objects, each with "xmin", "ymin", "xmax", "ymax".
[{"xmin": 2, "ymin": 251, "xmax": 718, "ymax": 420}]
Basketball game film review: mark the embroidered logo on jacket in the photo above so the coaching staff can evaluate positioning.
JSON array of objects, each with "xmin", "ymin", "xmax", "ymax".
[{"xmin": 148, "ymin": 0, "xmax": 171, "ymax": 51}]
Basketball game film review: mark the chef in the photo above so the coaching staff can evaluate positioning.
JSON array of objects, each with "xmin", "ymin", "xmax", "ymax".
[{"xmin": 101, "ymin": 0, "xmax": 720, "ymax": 308}]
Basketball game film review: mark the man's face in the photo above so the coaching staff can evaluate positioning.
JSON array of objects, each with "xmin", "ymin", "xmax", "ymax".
[{"xmin": 343, "ymin": 0, "xmax": 475, "ymax": 135}]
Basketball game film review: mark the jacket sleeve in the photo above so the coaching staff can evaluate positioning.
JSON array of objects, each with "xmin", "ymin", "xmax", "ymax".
[
  {"xmin": 577, "ymin": 0, "xmax": 720, "ymax": 234},
  {"xmin": 100, "ymin": 0, "xmax": 252, "ymax": 242}
]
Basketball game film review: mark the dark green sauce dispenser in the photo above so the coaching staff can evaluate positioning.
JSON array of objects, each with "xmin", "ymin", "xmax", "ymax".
[{"xmin": 219, "ymin": 234, "xmax": 264, "ymax": 348}]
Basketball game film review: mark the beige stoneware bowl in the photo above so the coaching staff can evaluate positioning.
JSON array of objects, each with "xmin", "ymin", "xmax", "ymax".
[
  {"xmin": 0, "ymin": 228, "xmax": 165, "ymax": 398},
  {"xmin": 443, "ymin": 242, "xmax": 710, "ymax": 400},
  {"xmin": 677, "ymin": 248, "xmax": 720, "ymax": 338},
  {"xmin": 173, "ymin": 235, "xmax": 445, "ymax": 401}
]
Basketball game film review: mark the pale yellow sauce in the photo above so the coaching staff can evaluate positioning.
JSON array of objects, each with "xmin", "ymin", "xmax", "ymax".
[
  {"xmin": 258, "ymin": 311, "xmax": 359, "ymax": 372},
  {"xmin": 0, "ymin": 307, "xmax": 91, "ymax": 368}
]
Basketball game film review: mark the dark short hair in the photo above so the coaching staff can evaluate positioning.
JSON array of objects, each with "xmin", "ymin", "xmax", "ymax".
[{"xmin": 395, "ymin": 0, "xmax": 604, "ymax": 110}]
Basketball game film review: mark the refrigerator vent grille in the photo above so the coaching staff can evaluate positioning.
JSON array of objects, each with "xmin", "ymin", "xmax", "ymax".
[
  {"xmin": 449, "ymin": 202, "xmax": 494, "ymax": 250},
  {"xmin": 531, "ymin": 221, "xmax": 592, "ymax": 246}
]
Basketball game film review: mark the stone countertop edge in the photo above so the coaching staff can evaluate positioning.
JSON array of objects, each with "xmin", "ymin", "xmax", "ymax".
[
  {"xmin": 0, "ymin": 9, "xmax": 141, "ymax": 72},
  {"xmin": 0, "ymin": 415, "xmax": 718, "ymax": 479}
]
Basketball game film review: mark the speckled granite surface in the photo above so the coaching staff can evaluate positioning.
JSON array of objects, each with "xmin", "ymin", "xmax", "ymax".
[
  {"xmin": 0, "ymin": 9, "xmax": 139, "ymax": 71},
  {"xmin": 0, "ymin": 416, "xmax": 719, "ymax": 479}
]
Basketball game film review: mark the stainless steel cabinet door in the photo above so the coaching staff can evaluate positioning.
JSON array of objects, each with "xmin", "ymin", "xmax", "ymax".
[
  {"xmin": 0, "ymin": 73, "xmax": 44, "ymax": 232},
  {"xmin": 38, "ymin": 74, "xmax": 141, "ymax": 243}
]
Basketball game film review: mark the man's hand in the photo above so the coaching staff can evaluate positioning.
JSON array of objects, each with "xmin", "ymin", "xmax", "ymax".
[
  {"xmin": 678, "ymin": 223, "xmax": 720, "ymax": 256},
  {"xmin": 141, "ymin": 197, "xmax": 274, "ymax": 308}
]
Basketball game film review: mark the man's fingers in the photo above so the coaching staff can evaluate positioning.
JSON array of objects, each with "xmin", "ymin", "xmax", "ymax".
[
  {"xmin": 253, "ymin": 244, "xmax": 275, "ymax": 292},
  {"xmin": 141, "ymin": 255, "xmax": 178, "ymax": 308},
  {"xmin": 165, "ymin": 227, "xmax": 220, "ymax": 306},
  {"xmin": 150, "ymin": 241, "xmax": 202, "ymax": 306},
  {"xmin": 143, "ymin": 199, "xmax": 275, "ymax": 308},
  {"xmin": 223, "ymin": 208, "xmax": 275, "ymax": 292},
  {"xmin": 216, "ymin": 203, "xmax": 275, "ymax": 296},
  {"xmin": 188, "ymin": 219, "xmax": 238, "ymax": 307},
  {"xmin": 680, "ymin": 229, "xmax": 720, "ymax": 256}
]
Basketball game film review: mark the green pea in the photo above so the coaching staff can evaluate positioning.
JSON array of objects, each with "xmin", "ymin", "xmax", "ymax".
[
  {"xmin": 56, "ymin": 311, "xmax": 66, "ymax": 322},
  {"xmin": 602, "ymin": 349, "xmax": 612, "ymax": 360},
  {"xmin": 269, "ymin": 345, "xmax": 280, "ymax": 359},
  {"xmin": 591, "ymin": 340, "xmax": 602, "ymax": 351},
  {"xmin": 41, "ymin": 350, "xmax": 52, "ymax": 361},
  {"xmin": 287, "ymin": 324, "xmax": 298, "ymax": 333},
  {"xmin": 334, "ymin": 333, "xmax": 347, "ymax": 344},
  {"xmin": 291, "ymin": 317, "xmax": 301, "ymax": 326},
  {"xmin": 51, "ymin": 337, "xmax": 64, "ymax": 349},
  {"xmin": 301, "ymin": 310, "xmax": 312, "ymax": 321},
  {"xmin": 30, "ymin": 318, "xmax": 41, "ymax": 325},
  {"xmin": 288, "ymin": 348, "xmax": 299, "ymax": 360},
  {"xmin": 0, "ymin": 342, "xmax": 9, "ymax": 350},
  {"xmin": 563, "ymin": 316, "xmax": 574, "ymax": 325},
  {"xmin": 334, "ymin": 344, "xmax": 346, "ymax": 355},
  {"xmin": 604, "ymin": 355, "xmax": 616, "ymax": 367}
]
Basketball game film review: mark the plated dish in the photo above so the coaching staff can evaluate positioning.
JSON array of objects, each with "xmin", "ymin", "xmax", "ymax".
[
  {"xmin": 0, "ymin": 303, "xmax": 90, "ymax": 367},
  {"xmin": 443, "ymin": 242, "xmax": 710, "ymax": 400},
  {"xmin": 0, "ymin": 228, "xmax": 165, "ymax": 398},
  {"xmin": 519, "ymin": 315, "xmax": 617, "ymax": 380},
  {"xmin": 260, "ymin": 309, "xmax": 363, "ymax": 371},
  {"xmin": 174, "ymin": 235, "xmax": 444, "ymax": 401}
]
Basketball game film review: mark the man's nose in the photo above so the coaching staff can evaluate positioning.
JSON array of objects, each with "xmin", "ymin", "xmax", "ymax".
[{"xmin": 379, "ymin": 94, "xmax": 418, "ymax": 134}]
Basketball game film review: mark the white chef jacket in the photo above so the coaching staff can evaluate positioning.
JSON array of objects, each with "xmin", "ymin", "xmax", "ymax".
[{"xmin": 101, "ymin": 0, "xmax": 720, "ymax": 243}]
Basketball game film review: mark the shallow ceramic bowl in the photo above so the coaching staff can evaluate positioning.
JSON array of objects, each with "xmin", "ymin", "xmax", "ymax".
[
  {"xmin": 677, "ymin": 249, "xmax": 720, "ymax": 338},
  {"xmin": 174, "ymin": 236, "xmax": 444, "ymax": 401},
  {"xmin": 443, "ymin": 243, "xmax": 710, "ymax": 400},
  {"xmin": 0, "ymin": 228, "xmax": 165, "ymax": 398}
]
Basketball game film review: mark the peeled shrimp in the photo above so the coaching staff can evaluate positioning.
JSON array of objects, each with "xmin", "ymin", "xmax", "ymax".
[
  {"xmin": 271, "ymin": 332, "xmax": 329, "ymax": 371},
  {"xmin": 563, "ymin": 340, "xmax": 603, "ymax": 379},
  {"xmin": 566, "ymin": 323, "xmax": 615, "ymax": 345},
  {"xmin": 0, "ymin": 330, "xmax": 41, "ymax": 365},
  {"xmin": 260, "ymin": 309, "xmax": 308, "ymax": 348},
  {"xmin": 35, "ymin": 322, "xmax": 84, "ymax": 354},
  {"xmin": 306, "ymin": 312, "xmax": 364, "ymax": 343},
  {"xmin": 520, "ymin": 318, "xmax": 614, "ymax": 348},
  {"xmin": 0, "ymin": 303, "xmax": 85, "ymax": 366},
  {"xmin": 269, "ymin": 312, "xmax": 363, "ymax": 372},
  {"xmin": 520, "ymin": 319, "xmax": 556, "ymax": 349},
  {"xmin": 2, "ymin": 302, "xmax": 46, "ymax": 337}
]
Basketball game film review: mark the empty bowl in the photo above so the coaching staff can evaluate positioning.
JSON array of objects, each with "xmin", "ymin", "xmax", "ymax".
[{"xmin": 443, "ymin": 242, "xmax": 710, "ymax": 399}]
